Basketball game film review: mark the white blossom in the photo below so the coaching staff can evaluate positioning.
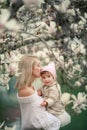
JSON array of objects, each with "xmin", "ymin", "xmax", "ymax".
[
  {"xmin": 79, "ymin": 77, "xmax": 86, "ymax": 83},
  {"xmin": 52, "ymin": 49, "xmax": 60, "ymax": 57},
  {"xmin": 61, "ymin": 92, "xmax": 71, "ymax": 105},
  {"xmin": 1, "ymin": 74, "xmax": 10, "ymax": 89},
  {"xmin": 64, "ymin": 58, "xmax": 73, "ymax": 69},
  {"xmin": 67, "ymin": 9, "xmax": 75, "ymax": 16},
  {"xmin": 71, "ymin": 92, "xmax": 87, "ymax": 113},
  {"xmin": 84, "ymin": 13, "xmax": 87, "ymax": 19},
  {"xmin": 82, "ymin": 60, "xmax": 87, "ymax": 66},
  {"xmin": 80, "ymin": 104, "xmax": 87, "ymax": 110},
  {"xmin": 9, "ymin": 51, "xmax": 22, "ymax": 63},
  {"xmin": 4, "ymin": 63, "xmax": 9, "ymax": 72},
  {"xmin": 5, "ymin": 19, "xmax": 21, "ymax": 31},
  {"xmin": 74, "ymin": 81, "xmax": 81, "ymax": 87},
  {"xmin": 5, "ymin": 125, "xmax": 16, "ymax": 130},
  {"xmin": 46, "ymin": 21, "xmax": 57, "ymax": 35},
  {"xmin": 70, "ymin": 38, "xmax": 86, "ymax": 55},
  {"xmin": 23, "ymin": 0, "xmax": 44, "ymax": 8},
  {"xmin": 0, "ymin": 9, "xmax": 21, "ymax": 31},
  {"xmin": 41, "ymin": 53, "xmax": 47, "ymax": 58},
  {"xmin": 8, "ymin": 62, "xmax": 18, "ymax": 74},
  {"xmin": 64, "ymin": 63, "xmax": 69, "ymax": 69},
  {"xmin": 36, "ymin": 51, "xmax": 43, "ymax": 57},
  {"xmin": 44, "ymin": 57, "xmax": 50, "ymax": 63},
  {"xmin": 0, "ymin": 9, "xmax": 10, "ymax": 25},
  {"xmin": 68, "ymin": 58, "xmax": 73, "ymax": 66},
  {"xmin": 43, "ymin": 48, "xmax": 49, "ymax": 54},
  {"xmin": 70, "ymin": 41, "xmax": 77, "ymax": 51},
  {"xmin": 0, "ymin": 121, "xmax": 5, "ymax": 129},
  {"xmin": 85, "ymin": 85, "xmax": 87, "ymax": 91},
  {"xmin": 79, "ymin": 16, "xmax": 86, "ymax": 23},
  {"xmin": 54, "ymin": 0, "xmax": 71, "ymax": 13},
  {"xmin": 21, "ymin": 33, "xmax": 29, "ymax": 39},
  {"xmin": 59, "ymin": 0, "xmax": 70, "ymax": 13},
  {"xmin": 0, "ymin": 0, "xmax": 5, "ymax": 3},
  {"xmin": 0, "ymin": 54, "xmax": 5, "ymax": 61},
  {"xmin": 73, "ymin": 64, "xmax": 82, "ymax": 72},
  {"xmin": 73, "ymin": 107, "xmax": 82, "ymax": 114},
  {"xmin": 70, "ymin": 23, "xmax": 78, "ymax": 32},
  {"xmin": 58, "ymin": 56, "xmax": 64, "ymax": 65}
]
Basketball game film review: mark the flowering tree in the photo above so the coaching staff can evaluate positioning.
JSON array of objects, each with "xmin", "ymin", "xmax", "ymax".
[{"xmin": 0, "ymin": 0, "xmax": 87, "ymax": 128}]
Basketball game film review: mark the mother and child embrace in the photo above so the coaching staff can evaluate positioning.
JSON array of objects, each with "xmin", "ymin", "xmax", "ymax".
[{"xmin": 16, "ymin": 55, "xmax": 71, "ymax": 130}]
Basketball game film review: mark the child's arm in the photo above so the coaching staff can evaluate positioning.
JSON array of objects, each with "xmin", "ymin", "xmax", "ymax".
[{"xmin": 43, "ymin": 87, "xmax": 59, "ymax": 107}]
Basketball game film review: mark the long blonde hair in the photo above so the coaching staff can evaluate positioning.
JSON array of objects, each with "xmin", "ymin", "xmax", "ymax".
[{"xmin": 16, "ymin": 55, "xmax": 39, "ymax": 89}]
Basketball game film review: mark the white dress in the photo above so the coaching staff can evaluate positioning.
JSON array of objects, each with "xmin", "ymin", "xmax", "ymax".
[{"xmin": 17, "ymin": 90, "xmax": 60, "ymax": 130}]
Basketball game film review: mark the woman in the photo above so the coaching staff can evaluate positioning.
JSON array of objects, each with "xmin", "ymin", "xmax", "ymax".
[{"xmin": 16, "ymin": 55, "xmax": 60, "ymax": 130}]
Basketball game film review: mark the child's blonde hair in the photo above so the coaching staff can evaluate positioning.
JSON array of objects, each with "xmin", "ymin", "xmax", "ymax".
[{"xmin": 16, "ymin": 55, "xmax": 39, "ymax": 89}]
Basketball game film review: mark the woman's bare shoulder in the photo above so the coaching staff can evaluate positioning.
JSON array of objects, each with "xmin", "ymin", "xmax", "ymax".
[{"xmin": 18, "ymin": 86, "xmax": 35, "ymax": 97}]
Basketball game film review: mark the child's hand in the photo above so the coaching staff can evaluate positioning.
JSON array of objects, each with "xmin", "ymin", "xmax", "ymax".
[
  {"xmin": 37, "ymin": 90, "xmax": 42, "ymax": 96},
  {"xmin": 41, "ymin": 101, "xmax": 48, "ymax": 107}
]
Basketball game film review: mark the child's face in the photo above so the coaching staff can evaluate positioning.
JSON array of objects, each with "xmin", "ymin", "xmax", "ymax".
[
  {"xmin": 32, "ymin": 59, "xmax": 41, "ymax": 78},
  {"xmin": 41, "ymin": 71, "xmax": 55, "ymax": 86}
]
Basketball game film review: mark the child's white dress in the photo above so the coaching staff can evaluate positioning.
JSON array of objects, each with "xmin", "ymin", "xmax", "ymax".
[{"xmin": 17, "ymin": 90, "xmax": 60, "ymax": 130}]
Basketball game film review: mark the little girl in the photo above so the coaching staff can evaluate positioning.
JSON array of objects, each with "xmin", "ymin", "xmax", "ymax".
[
  {"xmin": 16, "ymin": 55, "xmax": 60, "ymax": 130},
  {"xmin": 38, "ymin": 62, "xmax": 71, "ymax": 127}
]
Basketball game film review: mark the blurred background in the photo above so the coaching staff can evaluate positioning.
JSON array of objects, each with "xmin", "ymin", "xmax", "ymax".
[{"xmin": 0, "ymin": 0, "xmax": 87, "ymax": 130}]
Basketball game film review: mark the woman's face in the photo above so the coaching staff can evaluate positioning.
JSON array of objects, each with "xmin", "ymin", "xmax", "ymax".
[{"xmin": 32, "ymin": 59, "xmax": 41, "ymax": 78}]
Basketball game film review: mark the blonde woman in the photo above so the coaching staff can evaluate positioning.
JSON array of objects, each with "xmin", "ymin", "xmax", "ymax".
[{"xmin": 16, "ymin": 55, "xmax": 60, "ymax": 130}]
